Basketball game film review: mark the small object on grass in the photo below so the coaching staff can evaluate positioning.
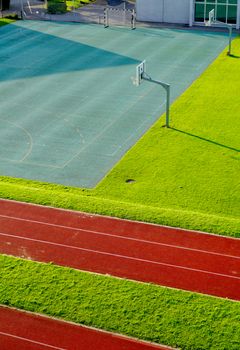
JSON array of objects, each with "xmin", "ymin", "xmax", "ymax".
[{"xmin": 125, "ymin": 179, "xmax": 135, "ymax": 183}]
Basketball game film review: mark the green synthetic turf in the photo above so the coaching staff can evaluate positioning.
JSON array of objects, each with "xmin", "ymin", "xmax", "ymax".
[
  {"xmin": 0, "ymin": 37, "xmax": 239, "ymax": 236},
  {"xmin": 1, "ymin": 255, "xmax": 240, "ymax": 350}
]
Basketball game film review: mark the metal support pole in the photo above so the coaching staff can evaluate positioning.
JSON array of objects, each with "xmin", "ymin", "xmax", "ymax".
[
  {"xmin": 227, "ymin": 24, "xmax": 232, "ymax": 55},
  {"xmin": 21, "ymin": 0, "xmax": 24, "ymax": 19},
  {"xmin": 143, "ymin": 76, "xmax": 170, "ymax": 128},
  {"xmin": 107, "ymin": 8, "xmax": 109, "ymax": 28},
  {"xmin": 213, "ymin": 21, "xmax": 233, "ymax": 56},
  {"xmin": 165, "ymin": 84, "xmax": 170, "ymax": 128},
  {"xmin": 131, "ymin": 9, "xmax": 136, "ymax": 30},
  {"xmin": 104, "ymin": 8, "xmax": 109, "ymax": 28}
]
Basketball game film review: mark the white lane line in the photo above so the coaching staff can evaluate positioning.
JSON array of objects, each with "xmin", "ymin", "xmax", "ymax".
[
  {"xmin": 1, "ymin": 232, "xmax": 239, "ymax": 280},
  {"xmin": 0, "ymin": 214, "xmax": 239, "ymax": 260},
  {"xmin": 2, "ymin": 198, "xmax": 240, "ymax": 242},
  {"xmin": 1, "ymin": 306, "xmax": 176, "ymax": 350},
  {"xmin": 0, "ymin": 331, "xmax": 66, "ymax": 350}
]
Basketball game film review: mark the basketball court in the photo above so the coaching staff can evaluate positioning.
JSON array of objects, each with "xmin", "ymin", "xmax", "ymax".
[{"xmin": 0, "ymin": 21, "xmax": 230, "ymax": 187}]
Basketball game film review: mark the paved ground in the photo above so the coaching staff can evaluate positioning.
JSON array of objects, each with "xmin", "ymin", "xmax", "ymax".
[
  {"xmin": 4, "ymin": 0, "xmax": 134, "ymax": 24},
  {"xmin": 0, "ymin": 21, "xmax": 229, "ymax": 187}
]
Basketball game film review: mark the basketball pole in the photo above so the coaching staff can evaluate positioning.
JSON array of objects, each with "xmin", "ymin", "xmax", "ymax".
[
  {"xmin": 228, "ymin": 25, "xmax": 232, "ymax": 55},
  {"xmin": 215, "ymin": 23, "xmax": 233, "ymax": 55},
  {"xmin": 142, "ymin": 75, "xmax": 170, "ymax": 128},
  {"xmin": 134, "ymin": 61, "xmax": 170, "ymax": 128},
  {"xmin": 206, "ymin": 9, "xmax": 233, "ymax": 56}
]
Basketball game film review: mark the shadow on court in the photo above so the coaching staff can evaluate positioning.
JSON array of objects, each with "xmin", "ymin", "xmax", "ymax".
[
  {"xmin": 0, "ymin": 21, "xmax": 231, "ymax": 188},
  {"xmin": 0, "ymin": 23, "xmax": 139, "ymax": 82}
]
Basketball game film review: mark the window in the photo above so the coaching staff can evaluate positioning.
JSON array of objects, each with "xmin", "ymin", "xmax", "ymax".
[{"xmin": 195, "ymin": 0, "xmax": 237, "ymax": 24}]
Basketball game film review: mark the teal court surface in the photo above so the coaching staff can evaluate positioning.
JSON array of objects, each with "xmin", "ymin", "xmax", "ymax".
[{"xmin": 0, "ymin": 21, "xmax": 230, "ymax": 188}]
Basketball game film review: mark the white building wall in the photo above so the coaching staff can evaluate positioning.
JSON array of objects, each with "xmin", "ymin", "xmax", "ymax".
[
  {"xmin": 136, "ymin": 0, "xmax": 191, "ymax": 24},
  {"xmin": 163, "ymin": 0, "xmax": 190, "ymax": 24},
  {"xmin": 136, "ymin": 0, "xmax": 239, "ymax": 28},
  {"xmin": 136, "ymin": 0, "xmax": 164, "ymax": 23}
]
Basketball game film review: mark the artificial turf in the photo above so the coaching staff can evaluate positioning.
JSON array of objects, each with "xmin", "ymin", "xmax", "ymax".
[
  {"xmin": 0, "ymin": 37, "xmax": 239, "ymax": 236},
  {"xmin": 1, "ymin": 255, "xmax": 240, "ymax": 350}
]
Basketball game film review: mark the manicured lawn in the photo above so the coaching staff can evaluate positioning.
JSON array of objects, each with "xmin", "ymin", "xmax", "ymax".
[
  {"xmin": 66, "ymin": 0, "xmax": 95, "ymax": 8},
  {"xmin": 1, "ymin": 255, "xmax": 240, "ymax": 350},
  {"xmin": 0, "ymin": 18, "xmax": 15, "ymax": 27},
  {"xmin": 0, "ymin": 37, "xmax": 239, "ymax": 236}
]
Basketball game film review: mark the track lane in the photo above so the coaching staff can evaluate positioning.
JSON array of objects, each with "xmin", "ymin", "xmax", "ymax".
[
  {"xmin": 0, "ymin": 215, "xmax": 239, "ymax": 277},
  {"xmin": 0, "ymin": 306, "xmax": 169, "ymax": 350},
  {"xmin": 0, "ymin": 199, "xmax": 239, "ymax": 256},
  {"xmin": 1, "ymin": 231, "xmax": 240, "ymax": 300},
  {"xmin": 0, "ymin": 199, "xmax": 240, "ymax": 301}
]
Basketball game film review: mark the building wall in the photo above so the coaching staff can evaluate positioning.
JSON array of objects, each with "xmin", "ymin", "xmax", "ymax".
[
  {"xmin": 136, "ymin": 0, "xmax": 164, "ymax": 23},
  {"xmin": 136, "ymin": 0, "xmax": 191, "ymax": 24},
  {"xmin": 163, "ymin": 0, "xmax": 190, "ymax": 24},
  {"xmin": 136, "ymin": 0, "xmax": 240, "ymax": 29}
]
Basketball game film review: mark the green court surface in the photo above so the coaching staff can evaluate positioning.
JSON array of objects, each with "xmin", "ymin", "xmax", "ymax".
[{"xmin": 0, "ymin": 21, "xmax": 230, "ymax": 188}]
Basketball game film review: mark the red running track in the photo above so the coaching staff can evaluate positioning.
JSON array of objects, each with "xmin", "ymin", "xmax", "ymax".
[
  {"xmin": 0, "ymin": 199, "xmax": 240, "ymax": 301},
  {"xmin": 0, "ymin": 306, "xmax": 171, "ymax": 350}
]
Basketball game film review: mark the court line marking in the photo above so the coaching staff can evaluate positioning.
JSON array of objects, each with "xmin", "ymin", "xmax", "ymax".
[
  {"xmin": 0, "ymin": 331, "xmax": 66, "ymax": 350},
  {"xmin": 107, "ymin": 100, "xmax": 166, "ymax": 156},
  {"xmin": 0, "ymin": 214, "xmax": 239, "ymax": 260},
  {"xmin": 0, "ymin": 119, "xmax": 33, "ymax": 162},
  {"xmin": 1, "ymin": 31, "xmax": 227, "ymax": 172},
  {"xmin": 1, "ymin": 232, "xmax": 239, "ymax": 280},
  {"xmin": 60, "ymin": 85, "xmax": 156, "ymax": 168}
]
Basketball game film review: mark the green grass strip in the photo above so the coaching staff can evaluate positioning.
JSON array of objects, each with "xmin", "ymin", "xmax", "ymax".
[
  {"xmin": 0, "ymin": 18, "xmax": 15, "ymax": 27},
  {"xmin": 0, "ymin": 36, "xmax": 239, "ymax": 237},
  {"xmin": 66, "ymin": 0, "xmax": 95, "ymax": 9},
  {"xmin": 0, "ymin": 175, "xmax": 239, "ymax": 237},
  {"xmin": 1, "ymin": 255, "xmax": 240, "ymax": 350}
]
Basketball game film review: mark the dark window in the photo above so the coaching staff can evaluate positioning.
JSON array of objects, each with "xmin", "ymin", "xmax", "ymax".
[{"xmin": 194, "ymin": 0, "xmax": 237, "ymax": 24}]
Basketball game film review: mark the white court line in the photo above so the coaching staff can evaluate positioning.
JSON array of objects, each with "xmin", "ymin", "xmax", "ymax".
[
  {"xmin": 107, "ymin": 100, "xmax": 166, "ymax": 157},
  {"xmin": 0, "ymin": 331, "xmax": 66, "ymax": 350},
  {"xmin": 1, "ymin": 232, "xmax": 239, "ymax": 280},
  {"xmin": 0, "ymin": 214, "xmax": 239, "ymax": 260},
  {"xmin": 61, "ymin": 80, "xmax": 157, "ymax": 168},
  {"xmin": 0, "ymin": 119, "xmax": 33, "ymax": 163}
]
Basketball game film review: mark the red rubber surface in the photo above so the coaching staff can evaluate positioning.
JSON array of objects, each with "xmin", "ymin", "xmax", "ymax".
[
  {"xmin": 0, "ymin": 306, "xmax": 170, "ymax": 350},
  {"xmin": 0, "ymin": 199, "xmax": 240, "ymax": 301}
]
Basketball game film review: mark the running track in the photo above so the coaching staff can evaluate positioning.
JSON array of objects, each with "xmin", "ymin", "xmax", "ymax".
[
  {"xmin": 0, "ymin": 199, "xmax": 240, "ymax": 301},
  {"xmin": 0, "ymin": 306, "xmax": 172, "ymax": 350}
]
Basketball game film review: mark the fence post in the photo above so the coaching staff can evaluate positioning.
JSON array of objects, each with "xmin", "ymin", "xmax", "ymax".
[{"xmin": 104, "ymin": 8, "xmax": 109, "ymax": 28}]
